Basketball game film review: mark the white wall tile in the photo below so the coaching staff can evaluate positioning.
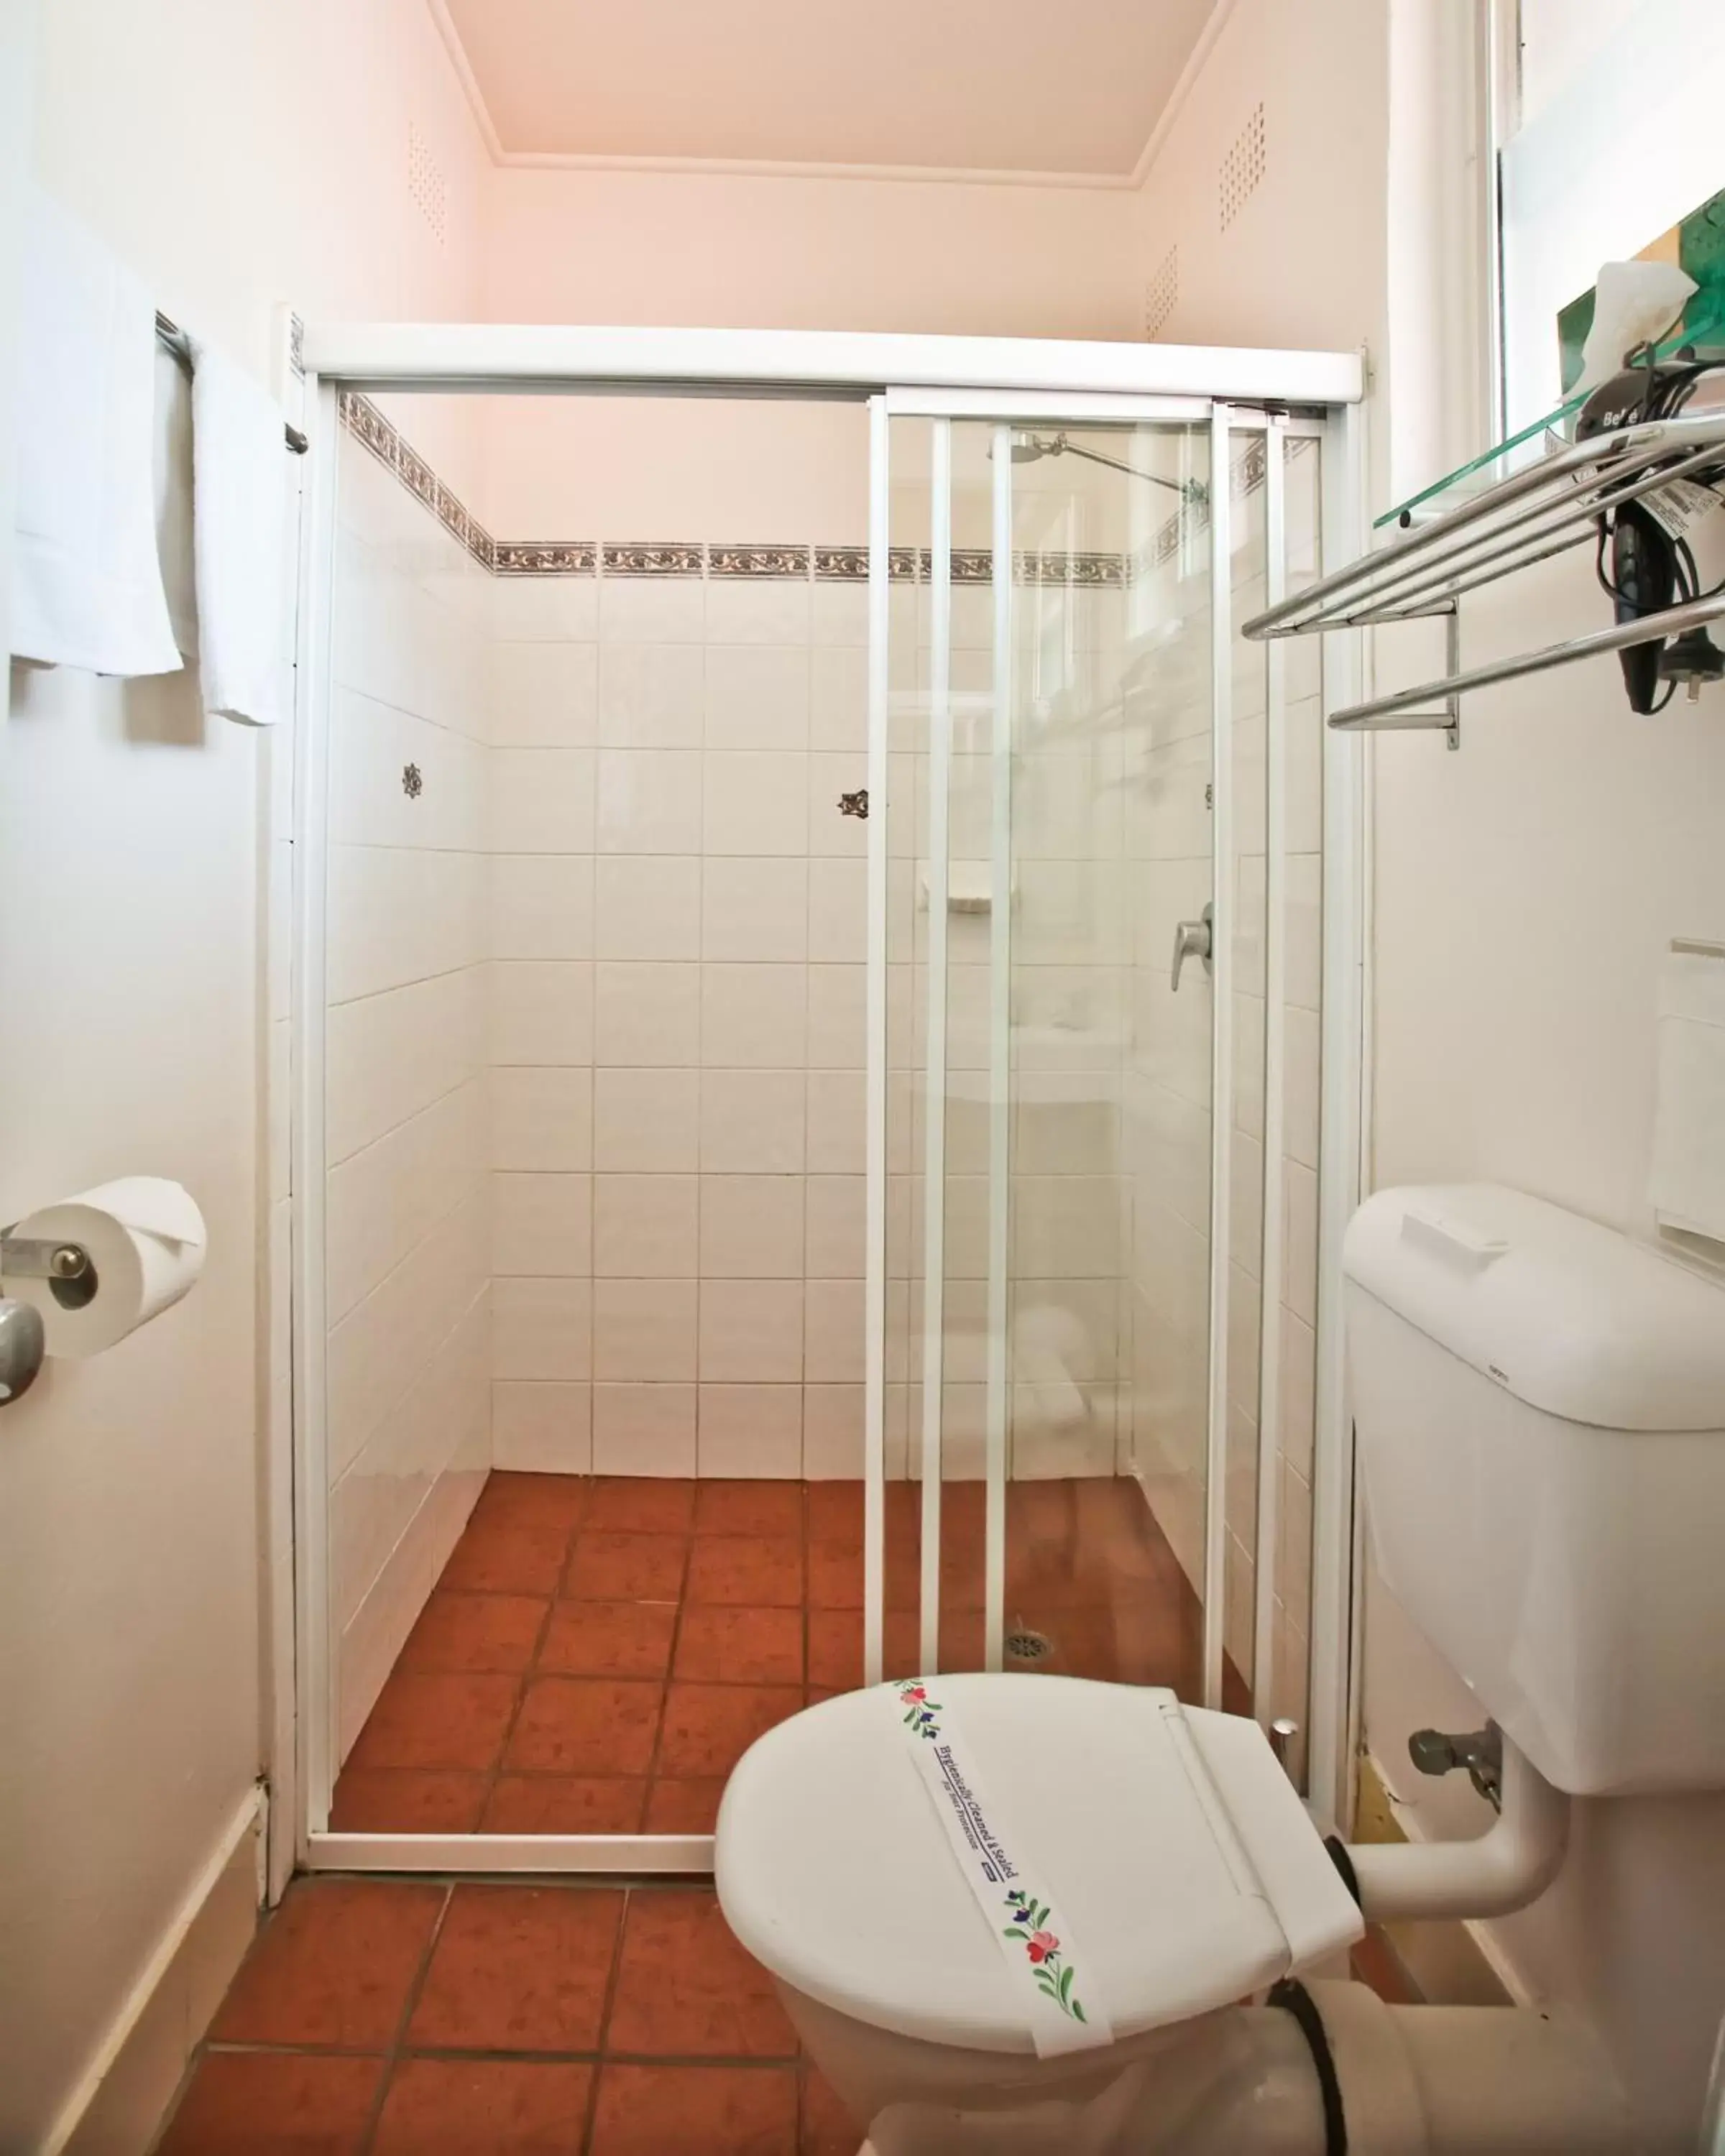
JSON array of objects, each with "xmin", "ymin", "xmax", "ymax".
[
  {"xmin": 704, "ymin": 645, "xmax": 809, "ymax": 750},
  {"xmin": 700, "ymin": 964, "xmax": 808, "ymax": 1068},
  {"xmin": 594, "ymin": 962, "xmax": 700, "ymax": 1067},
  {"xmin": 699, "ymin": 1175, "xmax": 805, "ymax": 1278},
  {"xmin": 810, "ymin": 644, "xmax": 867, "ymax": 750},
  {"xmin": 698, "ymin": 1279, "xmax": 805, "ymax": 1381},
  {"xmin": 594, "ymin": 1174, "xmax": 699, "ymax": 1276},
  {"xmin": 592, "ymin": 1382, "xmax": 697, "ymax": 1475},
  {"xmin": 493, "ymin": 1172, "xmax": 592, "ymax": 1277},
  {"xmin": 490, "ymin": 576, "xmax": 598, "ymax": 642},
  {"xmin": 490, "ymin": 853, "xmax": 594, "ymax": 962},
  {"xmin": 489, "ymin": 959, "xmax": 593, "ymax": 1066},
  {"xmin": 801, "ymin": 1383, "xmax": 864, "ymax": 1478},
  {"xmin": 490, "ymin": 1059, "xmax": 592, "ymax": 1170},
  {"xmin": 806, "ymin": 1068, "xmax": 865, "ymax": 1172},
  {"xmin": 804, "ymin": 1276, "xmax": 865, "ymax": 1382},
  {"xmin": 493, "ymin": 1276, "xmax": 592, "ymax": 1380},
  {"xmin": 702, "ymin": 750, "xmax": 809, "ymax": 856},
  {"xmin": 806, "ymin": 964, "xmax": 865, "ymax": 1068},
  {"xmin": 598, "ymin": 642, "xmax": 705, "ymax": 747},
  {"xmin": 489, "ymin": 642, "xmax": 598, "ymax": 747},
  {"xmin": 594, "ymin": 854, "xmax": 702, "ymax": 959},
  {"xmin": 325, "ymin": 1082, "xmax": 484, "ymax": 1322},
  {"xmin": 700, "ymin": 1069, "xmax": 806, "ymax": 1172},
  {"xmin": 702, "ymin": 857, "xmax": 809, "ymax": 961},
  {"xmin": 805, "ymin": 1175, "xmax": 864, "ymax": 1278},
  {"xmin": 597, "ymin": 748, "xmax": 704, "ymax": 854},
  {"xmin": 326, "ymin": 967, "xmax": 483, "ymax": 1166},
  {"xmin": 594, "ymin": 1277, "xmax": 697, "ymax": 1381},
  {"xmin": 489, "ymin": 747, "xmax": 596, "ymax": 854},
  {"xmin": 698, "ymin": 1384, "xmax": 804, "ymax": 1477},
  {"xmin": 806, "ymin": 857, "xmax": 866, "ymax": 964},
  {"xmin": 811, "ymin": 581, "xmax": 868, "ymax": 648},
  {"xmin": 492, "ymin": 1380, "xmax": 592, "ymax": 1473},
  {"xmin": 593, "ymin": 1067, "xmax": 700, "ymax": 1170},
  {"xmin": 704, "ymin": 576, "xmax": 811, "ymax": 645},
  {"xmin": 328, "ymin": 845, "xmax": 487, "ymax": 1003},
  {"xmin": 599, "ymin": 573, "xmax": 706, "ymax": 644}
]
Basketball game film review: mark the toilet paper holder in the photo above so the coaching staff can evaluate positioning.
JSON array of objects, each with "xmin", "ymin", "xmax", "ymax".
[
  {"xmin": 1, "ymin": 1235, "xmax": 91, "ymax": 1283},
  {"xmin": 0, "ymin": 1238, "xmax": 93, "ymax": 1409},
  {"xmin": 0, "ymin": 1234, "xmax": 98, "ymax": 1312}
]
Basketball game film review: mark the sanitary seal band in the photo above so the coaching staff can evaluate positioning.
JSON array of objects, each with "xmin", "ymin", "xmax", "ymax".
[{"xmin": 893, "ymin": 1678, "xmax": 1115, "ymax": 2056}]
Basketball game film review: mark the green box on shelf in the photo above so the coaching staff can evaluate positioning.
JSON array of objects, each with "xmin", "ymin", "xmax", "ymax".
[{"xmin": 1558, "ymin": 186, "xmax": 1725, "ymax": 393}]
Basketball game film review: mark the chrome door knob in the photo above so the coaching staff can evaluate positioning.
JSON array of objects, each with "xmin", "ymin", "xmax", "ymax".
[{"xmin": 1170, "ymin": 902, "xmax": 1214, "ymax": 990}]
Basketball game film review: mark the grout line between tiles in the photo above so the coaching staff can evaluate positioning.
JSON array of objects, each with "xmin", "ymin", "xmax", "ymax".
[{"xmin": 355, "ymin": 1880, "xmax": 455, "ymax": 2155}]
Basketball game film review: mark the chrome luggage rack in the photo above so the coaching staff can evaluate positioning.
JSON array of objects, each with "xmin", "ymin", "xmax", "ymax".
[{"xmin": 1241, "ymin": 412, "xmax": 1725, "ymax": 740}]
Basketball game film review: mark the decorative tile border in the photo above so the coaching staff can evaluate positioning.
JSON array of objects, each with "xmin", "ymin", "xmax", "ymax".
[
  {"xmin": 709, "ymin": 544, "xmax": 810, "ymax": 579},
  {"xmin": 339, "ymin": 392, "xmax": 1307, "ymax": 588},
  {"xmin": 602, "ymin": 542, "xmax": 705, "ymax": 578}
]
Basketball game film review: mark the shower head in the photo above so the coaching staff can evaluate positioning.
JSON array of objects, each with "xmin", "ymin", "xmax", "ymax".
[{"xmin": 987, "ymin": 428, "xmax": 1204, "ymax": 501}]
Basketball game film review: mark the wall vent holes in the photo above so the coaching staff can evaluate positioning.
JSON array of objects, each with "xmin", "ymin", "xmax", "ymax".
[
  {"xmin": 408, "ymin": 122, "xmax": 448, "ymax": 248},
  {"xmin": 1144, "ymin": 246, "xmax": 1179, "ymax": 340},
  {"xmin": 1219, "ymin": 102, "xmax": 1266, "ymax": 231}
]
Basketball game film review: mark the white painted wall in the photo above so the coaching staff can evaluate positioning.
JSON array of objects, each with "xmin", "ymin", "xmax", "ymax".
[
  {"xmin": 1, "ymin": 4, "xmax": 487, "ymax": 2147},
  {"xmin": 1367, "ymin": 9, "xmax": 1725, "ymax": 2144}
]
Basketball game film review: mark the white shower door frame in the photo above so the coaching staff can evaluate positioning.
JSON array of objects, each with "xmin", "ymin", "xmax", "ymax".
[{"xmin": 288, "ymin": 324, "xmax": 1365, "ymax": 1879}]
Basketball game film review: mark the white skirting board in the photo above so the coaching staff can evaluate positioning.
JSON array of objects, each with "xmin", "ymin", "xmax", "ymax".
[{"xmin": 44, "ymin": 1786, "xmax": 266, "ymax": 2156}]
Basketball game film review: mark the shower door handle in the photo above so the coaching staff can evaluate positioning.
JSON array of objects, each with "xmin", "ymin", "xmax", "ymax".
[{"xmin": 1170, "ymin": 903, "xmax": 1213, "ymax": 991}]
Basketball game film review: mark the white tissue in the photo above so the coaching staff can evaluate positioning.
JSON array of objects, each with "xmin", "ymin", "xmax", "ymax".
[
  {"xmin": 1650, "ymin": 945, "xmax": 1725, "ymax": 1247},
  {"xmin": 1, "ymin": 1176, "xmax": 206, "ymax": 1357},
  {"xmin": 1575, "ymin": 259, "xmax": 1698, "ymax": 395}
]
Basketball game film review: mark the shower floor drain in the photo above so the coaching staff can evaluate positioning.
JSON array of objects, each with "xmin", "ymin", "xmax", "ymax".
[{"xmin": 1005, "ymin": 1627, "xmax": 1054, "ymax": 1664}]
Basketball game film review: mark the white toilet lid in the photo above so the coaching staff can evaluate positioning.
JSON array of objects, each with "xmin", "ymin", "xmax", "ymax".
[{"xmin": 716, "ymin": 1674, "xmax": 1362, "ymax": 2055}]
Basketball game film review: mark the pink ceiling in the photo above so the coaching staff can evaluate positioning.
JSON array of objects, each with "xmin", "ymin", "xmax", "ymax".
[{"xmin": 436, "ymin": 0, "xmax": 1220, "ymax": 180}]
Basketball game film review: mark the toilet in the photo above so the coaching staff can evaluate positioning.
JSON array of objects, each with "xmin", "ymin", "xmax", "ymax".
[{"xmin": 716, "ymin": 1185, "xmax": 1725, "ymax": 2153}]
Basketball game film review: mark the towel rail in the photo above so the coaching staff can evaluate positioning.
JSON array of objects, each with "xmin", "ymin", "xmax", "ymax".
[{"xmin": 155, "ymin": 311, "xmax": 308, "ymax": 455}]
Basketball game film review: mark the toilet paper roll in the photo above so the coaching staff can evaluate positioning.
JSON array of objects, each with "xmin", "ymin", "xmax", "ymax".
[{"xmin": 1, "ymin": 1177, "xmax": 206, "ymax": 1357}]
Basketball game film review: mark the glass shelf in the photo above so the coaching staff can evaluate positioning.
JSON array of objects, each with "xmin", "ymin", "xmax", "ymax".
[{"xmin": 1376, "ymin": 298, "xmax": 1725, "ymax": 532}]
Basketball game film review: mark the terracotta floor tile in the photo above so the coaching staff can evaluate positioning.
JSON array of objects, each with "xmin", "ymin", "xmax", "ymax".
[
  {"xmin": 539, "ymin": 1598, "xmax": 678, "ymax": 1680},
  {"xmin": 804, "ymin": 1542, "xmax": 862, "ymax": 1611},
  {"xmin": 211, "ymin": 1878, "xmax": 444, "ymax": 2049},
  {"xmin": 472, "ymin": 1470, "xmax": 590, "ymax": 1534},
  {"xmin": 643, "ymin": 1777, "xmax": 727, "ymax": 1834},
  {"xmin": 804, "ymin": 1608, "xmax": 921, "ymax": 1690},
  {"xmin": 673, "ymin": 1605, "xmax": 804, "ymax": 1686},
  {"xmin": 410, "ymin": 1884, "xmax": 624, "ymax": 2053},
  {"xmin": 803, "ymin": 1480, "xmax": 863, "ymax": 1548},
  {"xmin": 345, "ymin": 1672, "xmax": 522, "ymax": 1775},
  {"xmin": 566, "ymin": 1531, "xmax": 690, "ymax": 1603},
  {"xmin": 328, "ymin": 1769, "xmax": 489, "ymax": 1834},
  {"xmin": 157, "ymin": 2052, "xmax": 382, "ymax": 2155},
  {"xmin": 657, "ymin": 1684, "xmax": 803, "ymax": 1779},
  {"xmin": 607, "ymin": 1892, "xmax": 798, "ymax": 2059},
  {"xmin": 506, "ymin": 1676, "xmax": 664, "ymax": 1777},
  {"xmin": 398, "ymin": 1591, "xmax": 549, "ymax": 1674},
  {"xmin": 374, "ymin": 2057, "xmax": 592, "ymax": 2155},
  {"xmin": 590, "ymin": 2064, "xmax": 797, "ymax": 2155},
  {"xmin": 483, "ymin": 1776, "xmax": 648, "ymax": 1834},
  {"xmin": 586, "ymin": 1476, "xmax": 697, "ymax": 1533},
  {"xmin": 800, "ymin": 2066, "xmax": 862, "ymax": 2156},
  {"xmin": 685, "ymin": 1536, "xmax": 804, "ymax": 1608},
  {"xmin": 441, "ymin": 1519, "xmax": 574, "ymax": 1598},
  {"xmin": 695, "ymin": 1480, "xmax": 805, "ymax": 1538}
]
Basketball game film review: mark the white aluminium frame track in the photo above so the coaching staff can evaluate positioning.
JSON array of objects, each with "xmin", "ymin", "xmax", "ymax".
[
  {"xmin": 985, "ymin": 425, "xmax": 1013, "ymax": 1673},
  {"xmin": 288, "ymin": 323, "xmax": 1363, "ymax": 1876}
]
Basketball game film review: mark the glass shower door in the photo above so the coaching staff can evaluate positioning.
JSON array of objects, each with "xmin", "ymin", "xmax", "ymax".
[{"xmin": 875, "ymin": 403, "xmax": 1238, "ymax": 1712}]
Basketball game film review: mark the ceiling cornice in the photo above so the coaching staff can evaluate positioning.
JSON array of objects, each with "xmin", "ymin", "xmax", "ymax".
[{"xmin": 430, "ymin": 0, "xmax": 1233, "ymax": 193}]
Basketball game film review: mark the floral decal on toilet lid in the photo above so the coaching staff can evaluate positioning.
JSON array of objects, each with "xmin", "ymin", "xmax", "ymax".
[
  {"xmin": 898, "ymin": 1680, "xmax": 942, "ymax": 1739},
  {"xmin": 1003, "ymin": 1889, "xmax": 1088, "ymax": 2024}
]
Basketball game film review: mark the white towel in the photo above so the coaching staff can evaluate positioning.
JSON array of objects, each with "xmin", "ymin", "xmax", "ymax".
[
  {"xmin": 187, "ymin": 336, "xmax": 290, "ymax": 727},
  {"xmin": 10, "ymin": 190, "xmax": 181, "ymax": 676},
  {"xmin": 1650, "ymin": 941, "xmax": 1725, "ymax": 1246}
]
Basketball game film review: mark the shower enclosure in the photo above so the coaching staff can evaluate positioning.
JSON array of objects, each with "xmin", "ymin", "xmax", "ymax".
[{"xmin": 288, "ymin": 330, "xmax": 1362, "ymax": 1876}]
